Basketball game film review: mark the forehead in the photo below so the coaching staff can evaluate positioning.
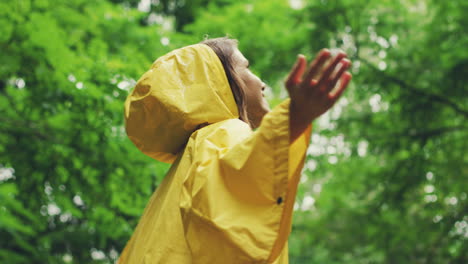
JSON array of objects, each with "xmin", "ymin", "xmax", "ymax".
[{"xmin": 232, "ymin": 49, "xmax": 249, "ymax": 65}]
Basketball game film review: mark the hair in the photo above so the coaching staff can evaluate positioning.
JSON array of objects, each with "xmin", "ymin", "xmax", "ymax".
[{"xmin": 200, "ymin": 37, "xmax": 250, "ymax": 127}]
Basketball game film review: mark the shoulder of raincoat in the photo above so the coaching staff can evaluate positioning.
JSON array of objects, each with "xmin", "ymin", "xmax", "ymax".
[{"xmin": 119, "ymin": 43, "xmax": 312, "ymax": 264}]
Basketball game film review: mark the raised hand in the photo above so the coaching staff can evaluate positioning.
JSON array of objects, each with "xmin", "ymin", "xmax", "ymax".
[{"xmin": 286, "ymin": 49, "xmax": 352, "ymax": 142}]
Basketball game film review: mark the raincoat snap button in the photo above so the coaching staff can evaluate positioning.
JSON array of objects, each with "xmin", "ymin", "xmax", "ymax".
[{"xmin": 276, "ymin": 197, "xmax": 283, "ymax": 204}]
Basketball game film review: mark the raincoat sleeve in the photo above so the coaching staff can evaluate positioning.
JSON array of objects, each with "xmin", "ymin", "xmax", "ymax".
[{"xmin": 180, "ymin": 99, "xmax": 312, "ymax": 263}]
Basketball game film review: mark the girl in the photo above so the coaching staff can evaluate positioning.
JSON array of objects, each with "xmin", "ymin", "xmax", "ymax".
[{"xmin": 119, "ymin": 37, "xmax": 351, "ymax": 264}]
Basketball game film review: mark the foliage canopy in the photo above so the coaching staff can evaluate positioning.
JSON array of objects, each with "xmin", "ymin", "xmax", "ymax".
[{"xmin": 1, "ymin": 0, "xmax": 466, "ymax": 263}]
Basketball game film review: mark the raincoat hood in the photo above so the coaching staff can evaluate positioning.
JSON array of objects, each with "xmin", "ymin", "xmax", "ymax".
[{"xmin": 124, "ymin": 44, "xmax": 239, "ymax": 163}]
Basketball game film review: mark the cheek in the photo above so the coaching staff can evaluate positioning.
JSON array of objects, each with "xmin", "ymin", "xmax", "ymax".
[
  {"xmin": 239, "ymin": 70, "xmax": 269, "ymax": 112},
  {"xmin": 244, "ymin": 79, "xmax": 262, "ymax": 101},
  {"xmin": 245, "ymin": 81, "xmax": 269, "ymax": 112},
  {"xmin": 245, "ymin": 73, "xmax": 262, "ymax": 93}
]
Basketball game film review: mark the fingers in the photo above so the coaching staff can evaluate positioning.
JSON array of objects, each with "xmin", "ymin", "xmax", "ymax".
[
  {"xmin": 329, "ymin": 59, "xmax": 351, "ymax": 89},
  {"xmin": 303, "ymin": 49, "xmax": 331, "ymax": 86},
  {"xmin": 285, "ymin": 55, "xmax": 306, "ymax": 88},
  {"xmin": 317, "ymin": 51, "xmax": 347, "ymax": 91},
  {"xmin": 286, "ymin": 50, "xmax": 352, "ymax": 102},
  {"xmin": 329, "ymin": 72, "xmax": 352, "ymax": 101}
]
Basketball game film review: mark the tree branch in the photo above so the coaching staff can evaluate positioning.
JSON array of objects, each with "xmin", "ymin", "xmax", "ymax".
[
  {"xmin": 363, "ymin": 125, "xmax": 467, "ymax": 143},
  {"xmin": 359, "ymin": 59, "xmax": 468, "ymax": 118}
]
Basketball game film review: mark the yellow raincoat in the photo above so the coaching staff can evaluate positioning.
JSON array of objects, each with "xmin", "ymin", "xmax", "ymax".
[{"xmin": 120, "ymin": 44, "xmax": 312, "ymax": 264}]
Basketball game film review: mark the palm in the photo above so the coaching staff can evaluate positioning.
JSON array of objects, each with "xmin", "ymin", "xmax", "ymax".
[
  {"xmin": 286, "ymin": 50, "xmax": 352, "ymax": 122},
  {"xmin": 285, "ymin": 50, "xmax": 352, "ymax": 142}
]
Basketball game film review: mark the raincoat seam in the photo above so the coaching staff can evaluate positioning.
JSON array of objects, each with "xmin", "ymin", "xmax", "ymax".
[{"xmin": 266, "ymin": 100, "xmax": 291, "ymax": 263}]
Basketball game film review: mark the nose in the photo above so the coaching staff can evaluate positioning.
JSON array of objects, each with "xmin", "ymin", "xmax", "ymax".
[{"xmin": 261, "ymin": 84, "xmax": 268, "ymax": 97}]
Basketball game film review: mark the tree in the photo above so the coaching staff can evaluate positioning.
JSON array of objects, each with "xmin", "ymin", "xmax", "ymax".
[
  {"xmin": 1, "ymin": 1, "xmax": 171, "ymax": 263},
  {"xmin": 1, "ymin": 0, "xmax": 466, "ymax": 263}
]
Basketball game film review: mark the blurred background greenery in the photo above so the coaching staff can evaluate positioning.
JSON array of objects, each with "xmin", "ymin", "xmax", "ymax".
[{"xmin": 1, "ymin": 0, "xmax": 467, "ymax": 263}]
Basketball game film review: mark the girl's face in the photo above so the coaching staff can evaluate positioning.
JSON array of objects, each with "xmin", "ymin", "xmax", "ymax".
[{"xmin": 232, "ymin": 49, "xmax": 270, "ymax": 128}]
